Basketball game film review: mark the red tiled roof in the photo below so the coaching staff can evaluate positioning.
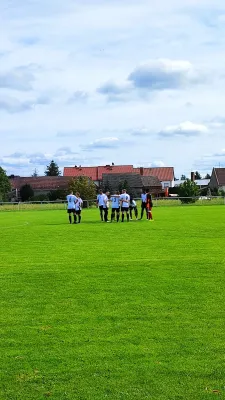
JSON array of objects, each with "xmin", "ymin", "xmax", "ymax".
[
  {"xmin": 64, "ymin": 165, "xmax": 133, "ymax": 180},
  {"xmin": 63, "ymin": 165, "xmax": 174, "ymax": 182},
  {"xmin": 10, "ymin": 176, "xmax": 71, "ymax": 190},
  {"xmin": 214, "ymin": 168, "xmax": 225, "ymax": 185},
  {"xmin": 63, "ymin": 167, "xmax": 98, "ymax": 180},
  {"xmin": 134, "ymin": 167, "xmax": 174, "ymax": 181},
  {"xmin": 97, "ymin": 165, "xmax": 133, "ymax": 180}
]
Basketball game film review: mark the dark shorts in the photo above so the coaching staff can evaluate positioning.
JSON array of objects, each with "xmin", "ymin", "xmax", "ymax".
[
  {"xmin": 112, "ymin": 207, "xmax": 120, "ymax": 212},
  {"xmin": 121, "ymin": 207, "xmax": 129, "ymax": 212},
  {"xmin": 75, "ymin": 210, "xmax": 81, "ymax": 215},
  {"xmin": 67, "ymin": 208, "xmax": 75, "ymax": 214},
  {"xmin": 141, "ymin": 202, "xmax": 147, "ymax": 209},
  {"xmin": 99, "ymin": 205, "xmax": 104, "ymax": 211}
]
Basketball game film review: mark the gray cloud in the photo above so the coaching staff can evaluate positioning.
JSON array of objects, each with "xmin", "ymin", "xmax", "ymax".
[
  {"xmin": 0, "ymin": 68, "xmax": 35, "ymax": 91},
  {"xmin": 67, "ymin": 91, "xmax": 89, "ymax": 103},
  {"xmin": 0, "ymin": 97, "xmax": 33, "ymax": 113},
  {"xmin": 0, "ymin": 149, "xmax": 103, "ymax": 175},
  {"xmin": 158, "ymin": 121, "xmax": 208, "ymax": 138},
  {"xmin": 81, "ymin": 137, "xmax": 121, "ymax": 151},
  {"xmin": 130, "ymin": 127, "xmax": 152, "ymax": 136},
  {"xmin": 128, "ymin": 59, "xmax": 201, "ymax": 90},
  {"xmin": 97, "ymin": 59, "xmax": 204, "ymax": 101},
  {"xmin": 0, "ymin": 94, "xmax": 51, "ymax": 114},
  {"xmin": 97, "ymin": 81, "xmax": 131, "ymax": 95}
]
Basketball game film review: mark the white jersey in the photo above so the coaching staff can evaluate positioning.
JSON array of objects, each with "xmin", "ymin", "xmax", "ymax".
[
  {"xmin": 141, "ymin": 193, "xmax": 147, "ymax": 202},
  {"xmin": 75, "ymin": 198, "xmax": 83, "ymax": 211},
  {"xmin": 120, "ymin": 193, "xmax": 130, "ymax": 208},
  {"xmin": 111, "ymin": 196, "xmax": 120, "ymax": 208},
  {"xmin": 97, "ymin": 194, "xmax": 105, "ymax": 206},
  {"xmin": 67, "ymin": 194, "xmax": 77, "ymax": 209},
  {"xmin": 103, "ymin": 194, "xmax": 109, "ymax": 208}
]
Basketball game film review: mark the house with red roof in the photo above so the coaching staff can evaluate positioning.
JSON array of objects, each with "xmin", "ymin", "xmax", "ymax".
[
  {"xmin": 133, "ymin": 167, "xmax": 175, "ymax": 189},
  {"xmin": 63, "ymin": 164, "xmax": 134, "ymax": 186},
  {"xmin": 9, "ymin": 176, "xmax": 72, "ymax": 200},
  {"xmin": 64, "ymin": 164, "xmax": 175, "ymax": 188}
]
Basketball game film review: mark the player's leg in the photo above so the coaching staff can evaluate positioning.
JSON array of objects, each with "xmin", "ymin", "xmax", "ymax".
[
  {"xmin": 141, "ymin": 203, "xmax": 145, "ymax": 219},
  {"xmin": 68, "ymin": 210, "xmax": 72, "ymax": 224},
  {"xmin": 104, "ymin": 207, "xmax": 108, "ymax": 222},
  {"xmin": 149, "ymin": 207, "xmax": 153, "ymax": 220},
  {"xmin": 111, "ymin": 209, "xmax": 115, "ymax": 222},
  {"xmin": 78, "ymin": 211, "xmax": 81, "ymax": 223},
  {"xmin": 129, "ymin": 206, "xmax": 132, "ymax": 220},
  {"xmin": 99, "ymin": 206, "xmax": 103, "ymax": 221},
  {"xmin": 126, "ymin": 209, "xmax": 129, "ymax": 221},
  {"xmin": 146, "ymin": 203, "xmax": 149, "ymax": 219},
  {"xmin": 116, "ymin": 209, "xmax": 120, "ymax": 222},
  {"xmin": 121, "ymin": 208, "xmax": 125, "ymax": 222},
  {"xmin": 73, "ymin": 210, "xmax": 77, "ymax": 223},
  {"xmin": 146, "ymin": 205, "xmax": 150, "ymax": 220},
  {"xmin": 134, "ymin": 206, "xmax": 138, "ymax": 219}
]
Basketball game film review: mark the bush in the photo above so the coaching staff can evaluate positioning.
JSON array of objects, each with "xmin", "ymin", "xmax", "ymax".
[
  {"xmin": 31, "ymin": 194, "xmax": 50, "ymax": 202},
  {"xmin": 68, "ymin": 177, "xmax": 96, "ymax": 204},
  {"xmin": 178, "ymin": 179, "xmax": 199, "ymax": 203},
  {"xmin": 169, "ymin": 186, "xmax": 179, "ymax": 195},
  {"xmin": 20, "ymin": 184, "xmax": 34, "ymax": 202},
  {"xmin": 48, "ymin": 190, "xmax": 67, "ymax": 201}
]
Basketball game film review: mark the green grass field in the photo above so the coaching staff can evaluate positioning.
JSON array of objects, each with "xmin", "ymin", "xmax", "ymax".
[{"xmin": 1, "ymin": 206, "xmax": 225, "ymax": 400}]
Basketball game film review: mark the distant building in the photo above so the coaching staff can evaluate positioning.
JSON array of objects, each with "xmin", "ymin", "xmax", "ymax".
[
  {"xmin": 209, "ymin": 168, "xmax": 225, "ymax": 192},
  {"xmin": 133, "ymin": 167, "xmax": 175, "ymax": 189},
  {"xmin": 9, "ymin": 176, "xmax": 72, "ymax": 199},
  {"xmin": 64, "ymin": 164, "xmax": 175, "ymax": 188},
  {"xmin": 102, "ymin": 173, "xmax": 163, "ymax": 197}
]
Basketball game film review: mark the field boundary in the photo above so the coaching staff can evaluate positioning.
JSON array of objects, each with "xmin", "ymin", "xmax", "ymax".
[{"xmin": 0, "ymin": 196, "xmax": 225, "ymax": 212}]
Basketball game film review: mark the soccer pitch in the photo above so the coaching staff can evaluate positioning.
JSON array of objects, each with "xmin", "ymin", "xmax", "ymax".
[{"xmin": 1, "ymin": 206, "xmax": 225, "ymax": 400}]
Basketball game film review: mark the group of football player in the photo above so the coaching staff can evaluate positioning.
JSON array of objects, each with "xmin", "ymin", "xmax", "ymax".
[
  {"xmin": 96, "ymin": 188, "xmax": 153, "ymax": 223},
  {"xmin": 66, "ymin": 189, "xmax": 153, "ymax": 224}
]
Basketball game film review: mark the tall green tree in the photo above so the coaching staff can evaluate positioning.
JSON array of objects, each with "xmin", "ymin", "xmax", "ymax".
[
  {"xmin": 45, "ymin": 160, "xmax": 61, "ymax": 176},
  {"xmin": 20, "ymin": 184, "xmax": 34, "ymax": 202},
  {"xmin": 180, "ymin": 174, "xmax": 187, "ymax": 180},
  {"xmin": 205, "ymin": 173, "xmax": 211, "ymax": 179},
  {"xmin": 0, "ymin": 167, "xmax": 11, "ymax": 201},
  {"xmin": 178, "ymin": 179, "xmax": 199, "ymax": 203},
  {"xmin": 195, "ymin": 171, "xmax": 202, "ymax": 180},
  {"xmin": 68, "ymin": 176, "xmax": 96, "ymax": 204}
]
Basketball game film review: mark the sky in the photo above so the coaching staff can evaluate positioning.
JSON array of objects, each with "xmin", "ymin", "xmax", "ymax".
[{"xmin": 0, "ymin": 0, "xmax": 225, "ymax": 178}]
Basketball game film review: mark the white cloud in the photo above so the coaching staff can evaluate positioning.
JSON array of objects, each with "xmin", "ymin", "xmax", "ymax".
[
  {"xmin": 159, "ymin": 121, "xmax": 208, "ymax": 137},
  {"xmin": 97, "ymin": 59, "xmax": 204, "ymax": 101},
  {"xmin": 82, "ymin": 137, "xmax": 120, "ymax": 151}
]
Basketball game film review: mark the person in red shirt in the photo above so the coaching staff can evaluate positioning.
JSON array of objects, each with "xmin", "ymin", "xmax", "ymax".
[{"xmin": 146, "ymin": 189, "xmax": 153, "ymax": 220}]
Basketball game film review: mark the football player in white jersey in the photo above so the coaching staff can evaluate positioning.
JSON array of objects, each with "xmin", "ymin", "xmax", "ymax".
[
  {"xmin": 140, "ymin": 189, "xmax": 147, "ymax": 219},
  {"xmin": 103, "ymin": 191, "xmax": 110, "ymax": 222},
  {"xmin": 129, "ymin": 196, "xmax": 138, "ymax": 220},
  {"xmin": 110, "ymin": 191, "xmax": 120, "ymax": 222},
  {"xmin": 119, "ymin": 189, "xmax": 130, "ymax": 222},
  {"xmin": 66, "ymin": 191, "xmax": 77, "ymax": 224},
  {"xmin": 96, "ymin": 189, "xmax": 105, "ymax": 221},
  {"xmin": 75, "ymin": 192, "xmax": 83, "ymax": 223}
]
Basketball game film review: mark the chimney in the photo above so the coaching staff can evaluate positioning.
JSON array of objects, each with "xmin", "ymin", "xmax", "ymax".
[
  {"xmin": 191, "ymin": 172, "xmax": 195, "ymax": 182},
  {"xmin": 140, "ymin": 167, "xmax": 144, "ymax": 176}
]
